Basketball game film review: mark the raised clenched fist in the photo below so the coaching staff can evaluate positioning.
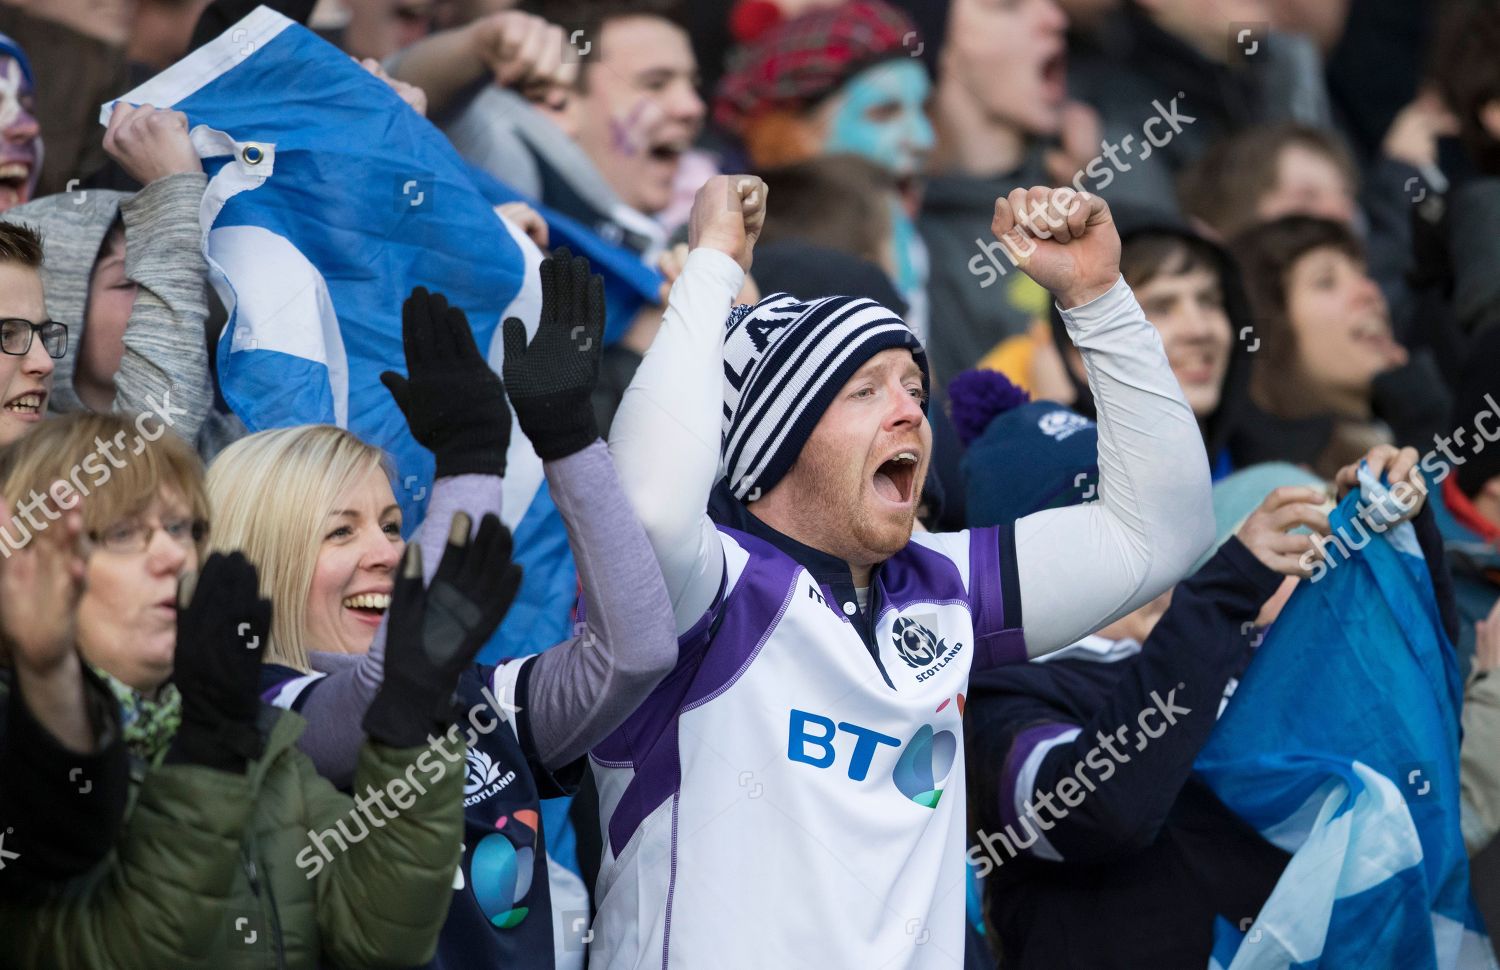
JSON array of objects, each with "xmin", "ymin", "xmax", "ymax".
[
  {"xmin": 103, "ymin": 103, "xmax": 202, "ymax": 185},
  {"xmin": 688, "ymin": 175, "xmax": 767, "ymax": 275},
  {"xmin": 990, "ymin": 186, "xmax": 1121, "ymax": 310}
]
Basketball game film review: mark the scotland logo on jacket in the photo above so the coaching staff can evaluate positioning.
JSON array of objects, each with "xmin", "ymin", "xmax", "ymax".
[{"xmin": 892, "ymin": 616, "xmax": 964, "ymax": 681}]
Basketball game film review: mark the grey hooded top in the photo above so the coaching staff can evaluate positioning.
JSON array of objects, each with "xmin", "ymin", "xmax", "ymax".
[{"xmin": 1, "ymin": 172, "xmax": 214, "ymax": 443}]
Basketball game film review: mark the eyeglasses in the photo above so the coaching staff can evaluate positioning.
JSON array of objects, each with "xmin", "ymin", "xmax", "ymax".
[
  {"xmin": 90, "ymin": 515, "xmax": 207, "ymax": 555},
  {"xmin": 0, "ymin": 319, "xmax": 67, "ymax": 359}
]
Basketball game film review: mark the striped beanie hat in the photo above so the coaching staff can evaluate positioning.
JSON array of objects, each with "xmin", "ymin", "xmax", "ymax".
[{"xmin": 722, "ymin": 292, "xmax": 927, "ymax": 501}]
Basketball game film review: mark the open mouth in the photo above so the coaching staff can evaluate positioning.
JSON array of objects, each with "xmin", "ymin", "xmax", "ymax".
[
  {"xmin": 0, "ymin": 161, "xmax": 31, "ymax": 210},
  {"xmin": 873, "ymin": 451, "xmax": 920, "ymax": 505},
  {"xmin": 1172, "ymin": 352, "xmax": 1220, "ymax": 384},
  {"xmin": 3, "ymin": 391, "xmax": 43, "ymax": 416},
  {"xmin": 646, "ymin": 136, "xmax": 688, "ymax": 167},
  {"xmin": 1040, "ymin": 50, "xmax": 1067, "ymax": 102},
  {"xmin": 895, "ymin": 174, "xmax": 924, "ymax": 216},
  {"xmin": 1351, "ymin": 319, "xmax": 1399, "ymax": 354},
  {"xmin": 342, "ymin": 592, "xmax": 391, "ymax": 620}
]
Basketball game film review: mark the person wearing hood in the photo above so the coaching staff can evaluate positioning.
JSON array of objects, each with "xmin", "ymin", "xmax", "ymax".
[
  {"xmin": 980, "ymin": 224, "xmax": 1254, "ymax": 479},
  {"xmin": 2, "ymin": 103, "xmax": 213, "ymax": 445},
  {"xmin": 1229, "ymin": 214, "xmax": 1452, "ymax": 481}
]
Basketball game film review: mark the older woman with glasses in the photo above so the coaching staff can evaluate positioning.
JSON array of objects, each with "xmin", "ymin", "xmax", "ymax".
[{"xmin": 0, "ymin": 411, "xmax": 510, "ymax": 968}]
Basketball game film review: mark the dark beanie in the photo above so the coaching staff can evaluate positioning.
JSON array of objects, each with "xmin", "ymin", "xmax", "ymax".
[
  {"xmin": 751, "ymin": 241, "xmax": 909, "ymax": 317},
  {"xmin": 950, "ymin": 370, "xmax": 1099, "ymax": 527}
]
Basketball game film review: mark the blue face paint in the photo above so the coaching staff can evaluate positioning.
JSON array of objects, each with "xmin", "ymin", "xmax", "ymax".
[
  {"xmin": 824, "ymin": 60, "xmax": 934, "ymax": 180},
  {"xmin": 889, "ymin": 195, "xmax": 920, "ymax": 295}
]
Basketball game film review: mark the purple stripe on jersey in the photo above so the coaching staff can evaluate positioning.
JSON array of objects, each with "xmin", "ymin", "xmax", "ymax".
[
  {"xmin": 880, "ymin": 536, "xmax": 970, "ymax": 614},
  {"xmin": 998, "ymin": 721, "xmax": 1078, "ymax": 830},
  {"xmin": 602, "ymin": 530, "xmax": 802, "ymax": 856},
  {"xmin": 970, "ymin": 526, "xmax": 1028, "ymax": 669},
  {"xmin": 970, "ymin": 526, "xmax": 1002, "ymax": 638}
]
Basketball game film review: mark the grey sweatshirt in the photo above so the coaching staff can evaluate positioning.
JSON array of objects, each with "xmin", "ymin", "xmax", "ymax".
[
  {"xmin": 2, "ymin": 173, "xmax": 214, "ymax": 442},
  {"xmin": 295, "ymin": 438, "xmax": 677, "ymax": 786}
]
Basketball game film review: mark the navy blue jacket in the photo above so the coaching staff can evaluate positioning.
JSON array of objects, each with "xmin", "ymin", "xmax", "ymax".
[{"xmin": 964, "ymin": 537, "xmax": 1289, "ymax": 967}]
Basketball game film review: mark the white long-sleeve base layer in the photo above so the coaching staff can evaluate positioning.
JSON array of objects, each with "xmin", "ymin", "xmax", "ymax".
[
  {"xmin": 608, "ymin": 248, "xmax": 1214, "ymax": 653},
  {"xmin": 595, "ymin": 247, "xmax": 1213, "ymax": 970}
]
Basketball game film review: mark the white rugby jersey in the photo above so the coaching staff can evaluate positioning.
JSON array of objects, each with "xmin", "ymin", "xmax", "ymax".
[{"xmin": 589, "ymin": 511, "xmax": 1025, "ymax": 969}]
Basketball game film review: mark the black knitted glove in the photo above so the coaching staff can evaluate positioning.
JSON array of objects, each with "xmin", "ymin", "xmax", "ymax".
[
  {"xmin": 166, "ymin": 552, "xmax": 271, "ymax": 773},
  {"xmin": 503, "ymin": 247, "xmax": 605, "ymax": 461},
  {"xmin": 382, "ymin": 287, "xmax": 511, "ymax": 480},
  {"xmin": 362, "ymin": 512, "xmax": 523, "ymax": 748}
]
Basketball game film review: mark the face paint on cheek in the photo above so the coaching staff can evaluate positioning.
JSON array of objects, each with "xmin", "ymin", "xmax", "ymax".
[
  {"xmin": 824, "ymin": 60, "xmax": 934, "ymax": 179},
  {"xmin": 609, "ymin": 97, "xmax": 654, "ymax": 158},
  {"xmin": 0, "ymin": 61, "xmax": 22, "ymax": 131}
]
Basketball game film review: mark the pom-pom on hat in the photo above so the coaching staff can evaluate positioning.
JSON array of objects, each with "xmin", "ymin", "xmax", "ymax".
[{"xmin": 951, "ymin": 369, "xmax": 1099, "ymax": 526}]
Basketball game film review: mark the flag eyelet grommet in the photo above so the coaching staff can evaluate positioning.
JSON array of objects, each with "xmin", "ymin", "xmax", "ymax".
[{"xmin": 241, "ymin": 145, "xmax": 264, "ymax": 165}]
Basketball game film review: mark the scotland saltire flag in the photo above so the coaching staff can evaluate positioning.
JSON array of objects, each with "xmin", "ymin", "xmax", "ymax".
[
  {"xmin": 1196, "ymin": 468, "xmax": 1495, "ymax": 969},
  {"xmin": 101, "ymin": 6, "xmax": 576, "ymax": 660}
]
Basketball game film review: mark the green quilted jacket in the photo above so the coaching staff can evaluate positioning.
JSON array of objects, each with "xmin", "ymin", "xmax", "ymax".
[{"xmin": 1, "ymin": 707, "xmax": 464, "ymax": 969}]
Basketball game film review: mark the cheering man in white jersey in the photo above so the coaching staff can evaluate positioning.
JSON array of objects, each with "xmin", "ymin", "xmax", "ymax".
[{"xmin": 598, "ymin": 176, "xmax": 1214, "ymax": 969}]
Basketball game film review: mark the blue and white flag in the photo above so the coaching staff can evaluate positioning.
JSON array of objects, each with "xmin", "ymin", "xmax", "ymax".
[
  {"xmin": 102, "ymin": 7, "xmax": 577, "ymax": 659},
  {"xmin": 1196, "ymin": 467, "xmax": 1495, "ymax": 969}
]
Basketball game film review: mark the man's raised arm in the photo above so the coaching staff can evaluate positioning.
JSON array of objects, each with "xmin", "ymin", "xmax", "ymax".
[
  {"xmin": 997, "ymin": 187, "xmax": 1215, "ymax": 656},
  {"xmin": 608, "ymin": 176, "xmax": 764, "ymax": 633}
]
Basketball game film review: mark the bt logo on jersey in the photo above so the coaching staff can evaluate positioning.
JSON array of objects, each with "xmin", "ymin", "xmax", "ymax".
[{"xmin": 788, "ymin": 709, "xmax": 958, "ymax": 807}]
